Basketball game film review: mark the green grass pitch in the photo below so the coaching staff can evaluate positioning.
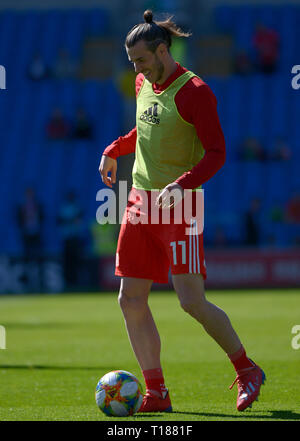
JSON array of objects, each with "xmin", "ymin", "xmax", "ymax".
[{"xmin": 0, "ymin": 289, "xmax": 300, "ymax": 421}]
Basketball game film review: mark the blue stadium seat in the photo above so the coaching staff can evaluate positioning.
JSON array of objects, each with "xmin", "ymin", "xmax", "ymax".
[
  {"xmin": 278, "ymin": 6, "xmax": 297, "ymax": 69},
  {"xmin": 265, "ymin": 162, "xmax": 292, "ymax": 207},
  {"xmin": 255, "ymin": 5, "xmax": 282, "ymax": 32},
  {"xmin": 16, "ymin": 12, "xmax": 41, "ymax": 78},
  {"xmin": 88, "ymin": 8, "xmax": 111, "ymax": 36},
  {"xmin": 243, "ymin": 75, "xmax": 267, "ymax": 139},
  {"xmin": 0, "ymin": 11, "xmax": 17, "ymax": 66},
  {"xmin": 263, "ymin": 75, "xmax": 289, "ymax": 149},
  {"xmin": 38, "ymin": 10, "xmax": 65, "ymax": 66},
  {"xmin": 214, "ymin": 6, "xmax": 236, "ymax": 33},
  {"xmin": 236, "ymin": 162, "xmax": 267, "ymax": 212},
  {"xmin": 61, "ymin": 9, "xmax": 86, "ymax": 59},
  {"xmin": 234, "ymin": 6, "xmax": 256, "ymax": 51},
  {"xmin": 290, "ymin": 161, "xmax": 300, "ymax": 193},
  {"xmin": 222, "ymin": 77, "xmax": 244, "ymax": 158},
  {"xmin": 290, "ymin": 92, "xmax": 300, "ymax": 153},
  {"xmin": 64, "ymin": 141, "xmax": 90, "ymax": 196}
]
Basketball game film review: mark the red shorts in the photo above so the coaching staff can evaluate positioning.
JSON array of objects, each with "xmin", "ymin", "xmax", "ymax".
[{"xmin": 115, "ymin": 188, "xmax": 206, "ymax": 284}]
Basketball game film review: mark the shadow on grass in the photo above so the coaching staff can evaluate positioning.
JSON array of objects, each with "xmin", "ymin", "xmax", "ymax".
[
  {"xmin": 133, "ymin": 414, "xmax": 165, "ymax": 419},
  {"xmin": 173, "ymin": 410, "xmax": 300, "ymax": 421},
  {"xmin": 1, "ymin": 322, "xmax": 75, "ymax": 329},
  {"xmin": 0, "ymin": 365, "xmax": 115, "ymax": 371}
]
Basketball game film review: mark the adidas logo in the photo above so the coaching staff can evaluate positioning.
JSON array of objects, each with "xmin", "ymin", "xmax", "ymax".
[{"xmin": 140, "ymin": 103, "xmax": 160, "ymax": 125}]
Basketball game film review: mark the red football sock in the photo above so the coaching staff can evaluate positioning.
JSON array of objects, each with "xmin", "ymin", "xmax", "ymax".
[
  {"xmin": 228, "ymin": 345, "xmax": 255, "ymax": 374},
  {"xmin": 142, "ymin": 368, "xmax": 167, "ymax": 398}
]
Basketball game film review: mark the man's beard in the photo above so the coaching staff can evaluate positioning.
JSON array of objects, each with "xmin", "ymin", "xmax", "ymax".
[{"xmin": 153, "ymin": 55, "xmax": 164, "ymax": 83}]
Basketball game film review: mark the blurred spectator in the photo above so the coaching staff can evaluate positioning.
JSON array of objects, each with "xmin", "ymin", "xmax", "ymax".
[
  {"xmin": 234, "ymin": 50, "xmax": 253, "ymax": 75},
  {"xmin": 253, "ymin": 23, "xmax": 279, "ymax": 74},
  {"xmin": 90, "ymin": 219, "xmax": 118, "ymax": 287},
  {"xmin": 73, "ymin": 108, "xmax": 93, "ymax": 140},
  {"xmin": 270, "ymin": 202, "xmax": 284, "ymax": 223},
  {"xmin": 269, "ymin": 136, "xmax": 292, "ymax": 161},
  {"xmin": 17, "ymin": 187, "xmax": 44, "ymax": 259},
  {"xmin": 118, "ymin": 68, "xmax": 137, "ymax": 132},
  {"xmin": 238, "ymin": 137, "xmax": 266, "ymax": 161},
  {"xmin": 57, "ymin": 191, "xmax": 84, "ymax": 289},
  {"xmin": 119, "ymin": 68, "xmax": 137, "ymax": 100},
  {"xmin": 285, "ymin": 193, "xmax": 300, "ymax": 224},
  {"xmin": 46, "ymin": 108, "xmax": 71, "ymax": 141},
  {"xmin": 90, "ymin": 219, "xmax": 118, "ymax": 257},
  {"xmin": 171, "ymin": 35, "xmax": 188, "ymax": 66},
  {"xmin": 27, "ymin": 52, "xmax": 50, "ymax": 81},
  {"xmin": 52, "ymin": 48, "xmax": 78, "ymax": 79},
  {"xmin": 244, "ymin": 198, "xmax": 261, "ymax": 246}
]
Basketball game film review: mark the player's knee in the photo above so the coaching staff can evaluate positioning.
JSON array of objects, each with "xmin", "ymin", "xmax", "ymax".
[
  {"xmin": 118, "ymin": 291, "xmax": 131, "ymax": 311},
  {"xmin": 180, "ymin": 299, "xmax": 207, "ymax": 323},
  {"xmin": 118, "ymin": 290, "xmax": 147, "ymax": 316}
]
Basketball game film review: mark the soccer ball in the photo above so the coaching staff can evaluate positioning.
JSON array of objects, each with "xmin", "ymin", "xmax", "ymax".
[{"xmin": 95, "ymin": 370, "xmax": 143, "ymax": 416}]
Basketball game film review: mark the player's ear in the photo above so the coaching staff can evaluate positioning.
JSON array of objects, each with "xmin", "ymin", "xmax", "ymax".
[{"xmin": 156, "ymin": 42, "xmax": 168, "ymax": 57}]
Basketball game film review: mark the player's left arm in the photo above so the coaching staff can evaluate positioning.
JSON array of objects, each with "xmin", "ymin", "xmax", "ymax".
[
  {"xmin": 157, "ymin": 82, "xmax": 226, "ymax": 208},
  {"xmin": 175, "ymin": 82, "xmax": 226, "ymax": 190}
]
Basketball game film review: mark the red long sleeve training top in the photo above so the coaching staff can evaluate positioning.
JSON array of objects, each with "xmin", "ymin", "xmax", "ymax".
[{"xmin": 103, "ymin": 63, "xmax": 226, "ymax": 190}]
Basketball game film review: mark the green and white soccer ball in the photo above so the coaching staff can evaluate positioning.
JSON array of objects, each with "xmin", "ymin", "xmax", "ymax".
[{"xmin": 95, "ymin": 370, "xmax": 143, "ymax": 416}]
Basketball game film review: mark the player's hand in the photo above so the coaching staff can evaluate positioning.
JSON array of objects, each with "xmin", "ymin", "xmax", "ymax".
[
  {"xmin": 156, "ymin": 182, "xmax": 184, "ymax": 209},
  {"xmin": 99, "ymin": 155, "xmax": 117, "ymax": 188}
]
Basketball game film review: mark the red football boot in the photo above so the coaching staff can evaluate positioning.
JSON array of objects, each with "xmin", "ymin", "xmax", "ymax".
[
  {"xmin": 229, "ymin": 364, "xmax": 266, "ymax": 411},
  {"xmin": 138, "ymin": 389, "xmax": 173, "ymax": 413}
]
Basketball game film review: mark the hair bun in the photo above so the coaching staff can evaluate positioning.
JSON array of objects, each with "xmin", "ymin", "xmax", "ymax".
[{"xmin": 144, "ymin": 10, "xmax": 153, "ymax": 24}]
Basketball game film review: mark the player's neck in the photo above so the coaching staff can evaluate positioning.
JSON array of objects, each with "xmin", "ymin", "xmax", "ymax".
[{"xmin": 156, "ymin": 59, "xmax": 178, "ymax": 85}]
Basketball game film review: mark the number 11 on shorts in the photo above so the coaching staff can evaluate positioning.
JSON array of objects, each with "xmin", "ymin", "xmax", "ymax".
[{"xmin": 170, "ymin": 241, "xmax": 186, "ymax": 265}]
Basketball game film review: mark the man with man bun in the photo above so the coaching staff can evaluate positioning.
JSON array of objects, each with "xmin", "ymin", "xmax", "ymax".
[{"xmin": 99, "ymin": 10, "xmax": 265, "ymax": 413}]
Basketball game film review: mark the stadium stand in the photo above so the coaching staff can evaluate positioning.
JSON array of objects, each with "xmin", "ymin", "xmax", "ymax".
[
  {"xmin": 0, "ymin": 4, "xmax": 299, "ymax": 262},
  {"xmin": 0, "ymin": 8, "xmax": 121, "ymax": 256}
]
